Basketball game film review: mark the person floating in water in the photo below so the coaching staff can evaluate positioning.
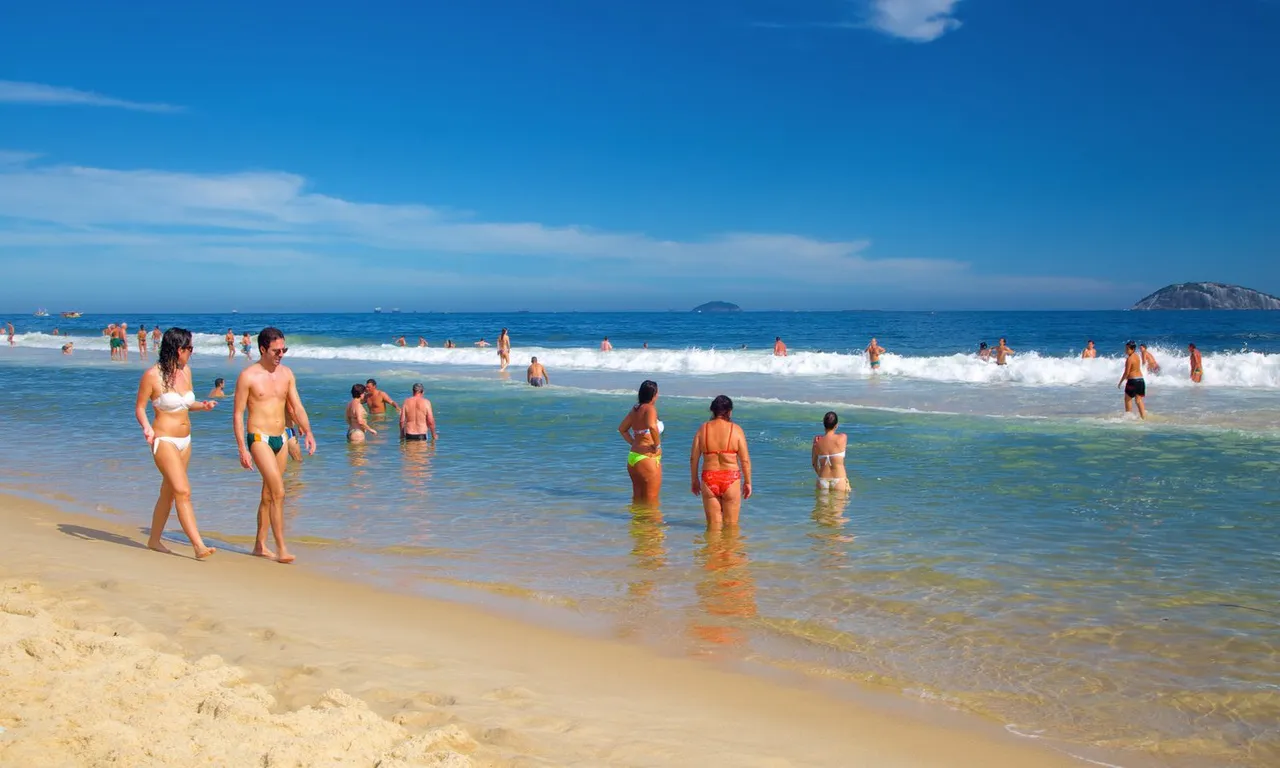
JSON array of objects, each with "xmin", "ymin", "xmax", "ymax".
[
  {"xmin": 1081, "ymin": 340, "xmax": 1097, "ymax": 359},
  {"xmin": 1117, "ymin": 341, "xmax": 1147, "ymax": 420},
  {"xmin": 208, "ymin": 377, "xmax": 226, "ymax": 398},
  {"xmin": 773, "ymin": 337, "xmax": 787, "ymax": 357},
  {"xmin": 600, "ymin": 336, "xmax": 613, "ymax": 352},
  {"xmin": 395, "ymin": 336, "xmax": 406, "ymax": 347},
  {"xmin": 1188, "ymin": 342, "xmax": 1203, "ymax": 383},
  {"xmin": 978, "ymin": 341, "xmax": 991, "ymax": 361}
]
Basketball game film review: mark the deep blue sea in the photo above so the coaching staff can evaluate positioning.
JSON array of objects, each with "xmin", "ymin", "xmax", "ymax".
[{"xmin": 3, "ymin": 310, "xmax": 1279, "ymax": 767}]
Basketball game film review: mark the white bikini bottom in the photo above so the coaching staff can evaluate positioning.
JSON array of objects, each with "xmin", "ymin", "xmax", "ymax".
[{"xmin": 153, "ymin": 435, "xmax": 192, "ymax": 454}]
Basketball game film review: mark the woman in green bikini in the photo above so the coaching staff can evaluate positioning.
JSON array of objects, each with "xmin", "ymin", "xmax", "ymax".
[{"xmin": 618, "ymin": 380, "xmax": 663, "ymax": 503}]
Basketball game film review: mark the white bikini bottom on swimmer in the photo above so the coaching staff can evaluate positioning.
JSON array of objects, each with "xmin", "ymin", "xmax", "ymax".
[
  {"xmin": 153, "ymin": 435, "xmax": 192, "ymax": 454},
  {"xmin": 816, "ymin": 477, "xmax": 848, "ymax": 491}
]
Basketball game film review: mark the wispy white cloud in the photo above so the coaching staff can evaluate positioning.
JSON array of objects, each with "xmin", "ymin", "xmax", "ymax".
[
  {"xmin": 0, "ymin": 150, "xmax": 41, "ymax": 166},
  {"xmin": 0, "ymin": 80, "xmax": 182, "ymax": 113},
  {"xmin": 0, "ymin": 157, "xmax": 1111, "ymax": 301},
  {"xmin": 755, "ymin": 1, "xmax": 962, "ymax": 43},
  {"xmin": 868, "ymin": 0, "xmax": 963, "ymax": 42}
]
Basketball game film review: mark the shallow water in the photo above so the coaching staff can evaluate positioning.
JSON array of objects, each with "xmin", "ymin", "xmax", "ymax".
[{"xmin": 2, "ymin": 310, "xmax": 1279, "ymax": 767}]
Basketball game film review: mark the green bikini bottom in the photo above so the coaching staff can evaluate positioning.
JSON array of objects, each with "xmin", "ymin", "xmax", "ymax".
[{"xmin": 628, "ymin": 451, "xmax": 661, "ymax": 467}]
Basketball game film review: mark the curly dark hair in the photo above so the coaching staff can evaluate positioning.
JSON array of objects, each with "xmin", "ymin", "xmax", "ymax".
[{"xmin": 158, "ymin": 328, "xmax": 193, "ymax": 391}]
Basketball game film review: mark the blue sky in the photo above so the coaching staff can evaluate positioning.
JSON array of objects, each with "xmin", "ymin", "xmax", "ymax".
[{"xmin": 2, "ymin": 0, "xmax": 1278, "ymax": 312}]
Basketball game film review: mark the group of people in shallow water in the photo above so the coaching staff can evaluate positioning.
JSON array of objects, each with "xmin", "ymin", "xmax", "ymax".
[{"xmin": 618, "ymin": 380, "xmax": 850, "ymax": 528}]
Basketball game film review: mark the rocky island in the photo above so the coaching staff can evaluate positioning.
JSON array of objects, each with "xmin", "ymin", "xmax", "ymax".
[
  {"xmin": 1132, "ymin": 282, "xmax": 1280, "ymax": 310},
  {"xmin": 691, "ymin": 301, "xmax": 741, "ymax": 313}
]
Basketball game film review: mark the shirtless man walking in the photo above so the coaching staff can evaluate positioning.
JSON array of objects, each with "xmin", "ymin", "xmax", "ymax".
[
  {"xmin": 137, "ymin": 325, "xmax": 149, "ymax": 360},
  {"xmin": 225, "ymin": 328, "xmax": 236, "ymax": 359},
  {"xmin": 117, "ymin": 322, "xmax": 130, "ymax": 362},
  {"xmin": 1117, "ymin": 341, "xmax": 1146, "ymax": 420},
  {"xmin": 865, "ymin": 338, "xmax": 886, "ymax": 372},
  {"xmin": 1188, "ymin": 343, "xmax": 1204, "ymax": 383},
  {"xmin": 233, "ymin": 327, "xmax": 317, "ymax": 563},
  {"xmin": 363, "ymin": 378, "xmax": 399, "ymax": 414},
  {"xmin": 995, "ymin": 338, "xmax": 1014, "ymax": 366},
  {"xmin": 400, "ymin": 383, "xmax": 437, "ymax": 441}
]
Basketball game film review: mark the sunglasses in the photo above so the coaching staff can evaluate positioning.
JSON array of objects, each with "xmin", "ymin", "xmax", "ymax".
[
  {"xmin": 181, "ymin": 345, "xmax": 194, "ymax": 351},
  {"xmin": 269, "ymin": 347, "xmax": 288, "ymax": 355}
]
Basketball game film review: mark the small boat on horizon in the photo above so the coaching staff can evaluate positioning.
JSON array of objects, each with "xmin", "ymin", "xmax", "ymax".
[
  {"xmin": 374, "ymin": 307, "xmax": 383, "ymax": 313},
  {"xmin": 33, "ymin": 308, "xmax": 48, "ymax": 317},
  {"xmin": 60, "ymin": 311, "xmax": 82, "ymax": 318}
]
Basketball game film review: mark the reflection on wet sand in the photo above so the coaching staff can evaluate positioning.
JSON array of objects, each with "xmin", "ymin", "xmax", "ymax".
[
  {"xmin": 282, "ymin": 460, "xmax": 309, "ymax": 521},
  {"xmin": 809, "ymin": 490, "xmax": 854, "ymax": 568},
  {"xmin": 690, "ymin": 527, "xmax": 757, "ymax": 653},
  {"xmin": 401, "ymin": 439, "xmax": 436, "ymax": 497},
  {"xmin": 617, "ymin": 503, "xmax": 668, "ymax": 640},
  {"xmin": 346, "ymin": 442, "xmax": 372, "ymax": 504}
]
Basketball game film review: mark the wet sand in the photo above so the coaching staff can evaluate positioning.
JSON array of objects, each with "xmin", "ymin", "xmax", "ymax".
[{"xmin": 0, "ymin": 493, "xmax": 1082, "ymax": 767}]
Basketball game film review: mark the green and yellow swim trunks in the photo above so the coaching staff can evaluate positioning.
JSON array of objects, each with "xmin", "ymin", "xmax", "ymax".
[{"xmin": 627, "ymin": 451, "xmax": 660, "ymax": 467}]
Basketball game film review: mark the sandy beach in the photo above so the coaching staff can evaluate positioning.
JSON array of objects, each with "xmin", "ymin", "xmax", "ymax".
[{"xmin": 0, "ymin": 493, "xmax": 1089, "ymax": 767}]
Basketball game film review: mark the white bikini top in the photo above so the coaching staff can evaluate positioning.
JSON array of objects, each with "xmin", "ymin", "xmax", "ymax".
[
  {"xmin": 635, "ymin": 419, "xmax": 665, "ymax": 436},
  {"xmin": 817, "ymin": 450, "xmax": 846, "ymax": 466},
  {"xmin": 153, "ymin": 390, "xmax": 196, "ymax": 412}
]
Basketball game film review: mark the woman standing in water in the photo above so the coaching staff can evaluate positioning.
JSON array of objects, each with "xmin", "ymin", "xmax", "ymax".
[
  {"xmin": 618, "ymin": 379, "xmax": 663, "ymax": 502},
  {"xmin": 811, "ymin": 411, "xmax": 850, "ymax": 493},
  {"xmin": 133, "ymin": 328, "xmax": 218, "ymax": 559},
  {"xmin": 690, "ymin": 395, "xmax": 752, "ymax": 528}
]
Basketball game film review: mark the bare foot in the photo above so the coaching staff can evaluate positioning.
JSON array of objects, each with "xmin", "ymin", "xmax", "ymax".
[
  {"xmin": 276, "ymin": 550, "xmax": 296, "ymax": 564},
  {"xmin": 148, "ymin": 541, "xmax": 173, "ymax": 555},
  {"xmin": 194, "ymin": 547, "xmax": 217, "ymax": 560},
  {"xmin": 252, "ymin": 546, "xmax": 277, "ymax": 559}
]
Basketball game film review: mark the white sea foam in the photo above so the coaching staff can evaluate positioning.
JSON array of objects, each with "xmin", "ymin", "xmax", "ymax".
[{"xmin": 16, "ymin": 333, "xmax": 1280, "ymax": 389}]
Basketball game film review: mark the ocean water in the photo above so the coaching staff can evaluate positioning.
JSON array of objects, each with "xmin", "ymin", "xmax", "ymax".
[{"xmin": 3, "ymin": 310, "xmax": 1279, "ymax": 767}]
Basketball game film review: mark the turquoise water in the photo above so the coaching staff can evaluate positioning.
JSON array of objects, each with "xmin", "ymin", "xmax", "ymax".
[{"xmin": 2, "ymin": 311, "xmax": 1279, "ymax": 766}]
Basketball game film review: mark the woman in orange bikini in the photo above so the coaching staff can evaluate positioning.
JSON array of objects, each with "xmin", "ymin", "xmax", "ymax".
[{"xmin": 690, "ymin": 395, "xmax": 752, "ymax": 528}]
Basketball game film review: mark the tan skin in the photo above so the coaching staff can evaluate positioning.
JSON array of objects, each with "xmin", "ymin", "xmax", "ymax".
[
  {"xmin": 400, "ymin": 391, "xmax": 437, "ymax": 440},
  {"xmin": 811, "ymin": 426, "xmax": 850, "ymax": 493},
  {"xmin": 1117, "ymin": 346, "xmax": 1147, "ymax": 419},
  {"xmin": 498, "ymin": 330, "xmax": 511, "ymax": 370},
  {"xmin": 1081, "ymin": 341, "xmax": 1097, "ymax": 359},
  {"xmin": 995, "ymin": 339, "xmax": 1013, "ymax": 366},
  {"xmin": 225, "ymin": 329, "xmax": 236, "ymax": 358},
  {"xmin": 527, "ymin": 360, "xmax": 549, "ymax": 385},
  {"xmin": 133, "ymin": 347, "xmax": 218, "ymax": 559},
  {"xmin": 137, "ymin": 328, "xmax": 148, "ymax": 359},
  {"xmin": 690, "ymin": 411, "xmax": 752, "ymax": 529},
  {"xmin": 618, "ymin": 395, "xmax": 662, "ymax": 503},
  {"xmin": 233, "ymin": 337, "xmax": 317, "ymax": 563},
  {"xmin": 363, "ymin": 382, "xmax": 399, "ymax": 414},
  {"xmin": 1189, "ymin": 345, "xmax": 1203, "ymax": 383},
  {"xmin": 1140, "ymin": 346, "xmax": 1161, "ymax": 374},
  {"xmin": 347, "ymin": 395, "xmax": 376, "ymax": 443}
]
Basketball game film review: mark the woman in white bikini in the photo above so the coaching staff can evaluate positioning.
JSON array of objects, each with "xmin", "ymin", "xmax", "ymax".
[
  {"xmin": 133, "ymin": 328, "xmax": 219, "ymax": 559},
  {"xmin": 618, "ymin": 379, "xmax": 662, "ymax": 503},
  {"xmin": 810, "ymin": 411, "xmax": 850, "ymax": 493}
]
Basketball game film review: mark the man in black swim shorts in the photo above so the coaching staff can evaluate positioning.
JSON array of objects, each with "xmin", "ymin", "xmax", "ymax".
[{"xmin": 1117, "ymin": 341, "xmax": 1146, "ymax": 419}]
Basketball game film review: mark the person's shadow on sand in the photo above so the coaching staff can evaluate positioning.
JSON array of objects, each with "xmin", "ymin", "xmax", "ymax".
[{"xmin": 57, "ymin": 524, "xmax": 149, "ymax": 550}]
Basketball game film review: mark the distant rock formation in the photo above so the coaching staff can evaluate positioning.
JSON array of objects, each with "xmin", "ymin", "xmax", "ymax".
[
  {"xmin": 1132, "ymin": 282, "xmax": 1280, "ymax": 310},
  {"xmin": 692, "ymin": 301, "xmax": 741, "ymax": 313}
]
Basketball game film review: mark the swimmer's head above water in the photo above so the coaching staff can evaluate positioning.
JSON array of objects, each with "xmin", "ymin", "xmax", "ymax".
[{"xmin": 351, "ymin": 383, "xmax": 366, "ymax": 399}]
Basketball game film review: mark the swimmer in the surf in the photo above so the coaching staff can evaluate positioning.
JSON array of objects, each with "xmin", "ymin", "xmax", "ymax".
[{"xmin": 865, "ymin": 338, "xmax": 886, "ymax": 372}]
